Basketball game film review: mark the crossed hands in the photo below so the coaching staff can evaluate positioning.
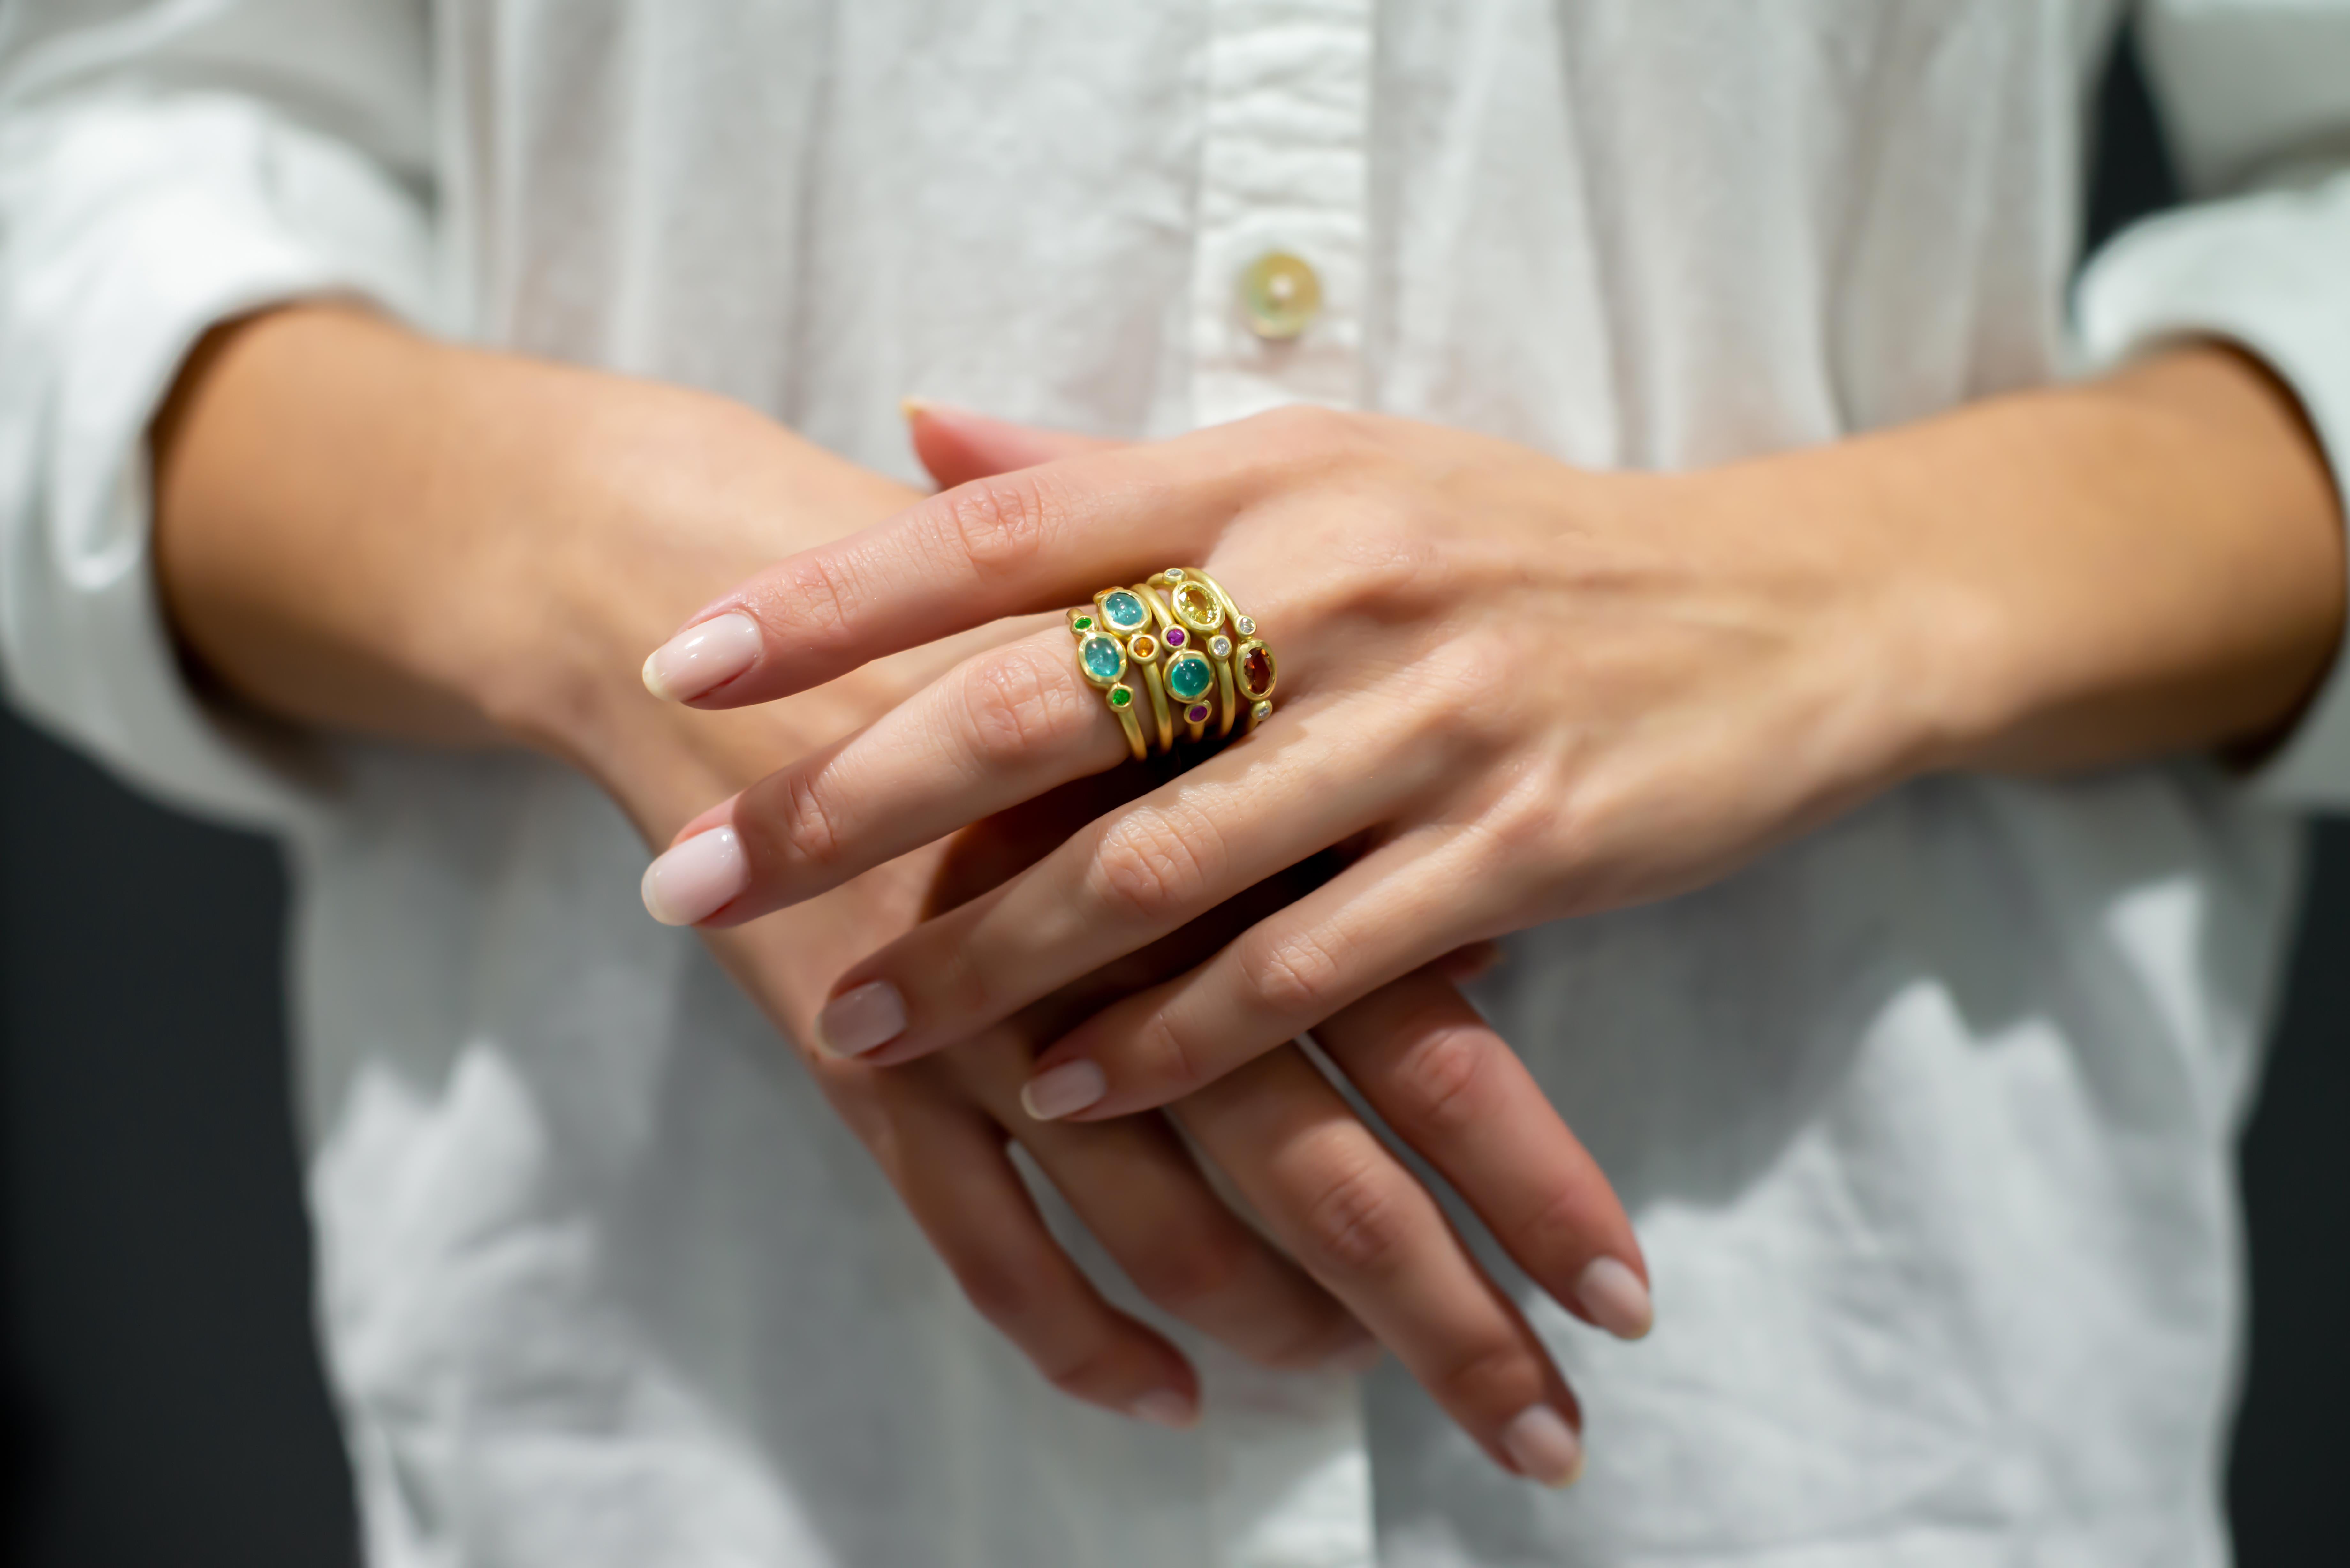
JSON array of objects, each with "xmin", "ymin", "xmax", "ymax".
[{"xmin": 628, "ymin": 397, "xmax": 1945, "ymax": 1489}]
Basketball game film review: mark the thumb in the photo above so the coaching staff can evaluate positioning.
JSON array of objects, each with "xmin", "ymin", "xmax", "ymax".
[{"xmin": 902, "ymin": 399, "xmax": 1126, "ymax": 490}]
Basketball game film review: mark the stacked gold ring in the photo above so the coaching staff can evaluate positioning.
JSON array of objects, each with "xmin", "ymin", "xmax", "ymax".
[{"xmin": 1066, "ymin": 569, "xmax": 1278, "ymax": 758}]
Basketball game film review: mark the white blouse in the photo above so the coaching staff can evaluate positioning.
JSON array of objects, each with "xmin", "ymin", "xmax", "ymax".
[{"xmin": 4, "ymin": 2, "xmax": 2348, "ymax": 1564}]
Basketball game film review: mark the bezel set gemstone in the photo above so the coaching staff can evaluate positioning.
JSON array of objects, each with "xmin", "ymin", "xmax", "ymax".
[
  {"xmin": 1186, "ymin": 703, "xmax": 1211, "ymax": 723},
  {"xmin": 1078, "ymin": 631, "xmax": 1127, "ymax": 686},
  {"xmin": 1171, "ymin": 581, "xmax": 1224, "ymax": 632},
  {"xmin": 1164, "ymin": 627, "xmax": 1186, "ymax": 648},
  {"xmin": 1209, "ymin": 635, "xmax": 1232, "ymax": 657},
  {"xmin": 1236, "ymin": 639, "xmax": 1277, "ymax": 701},
  {"xmin": 1100, "ymin": 589, "xmax": 1151, "ymax": 633},
  {"xmin": 1235, "ymin": 615, "xmax": 1255, "ymax": 637},
  {"xmin": 1253, "ymin": 700, "xmax": 1272, "ymax": 721},
  {"xmin": 1128, "ymin": 633, "xmax": 1157, "ymax": 661},
  {"xmin": 1072, "ymin": 614, "xmax": 1094, "ymax": 631},
  {"xmin": 1166, "ymin": 651, "xmax": 1214, "ymax": 702},
  {"xmin": 1109, "ymin": 685, "xmax": 1134, "ymax": 708}
]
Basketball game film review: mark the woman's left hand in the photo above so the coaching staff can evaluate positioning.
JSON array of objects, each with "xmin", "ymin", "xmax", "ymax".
[{"xmin": 641, "ymin": 356, "xmax": 2342, "ymax": 1121}]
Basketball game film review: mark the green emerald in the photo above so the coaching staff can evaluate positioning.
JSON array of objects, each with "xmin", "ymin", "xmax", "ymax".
[
  {"xmin": 1109, "ymin": 686, "xmax": 1133, "ymax": 707},
  {"xmin": 1073, "ymin": 614, "xmax": 1094, "ymax": 630},
  {"xmin": 1167, "ymin": 653, "xmax": 1213, "ymax": 701},
  {"xmin": 1080, "ymin": 633, "xmax": 1125, "ymax": 683}
]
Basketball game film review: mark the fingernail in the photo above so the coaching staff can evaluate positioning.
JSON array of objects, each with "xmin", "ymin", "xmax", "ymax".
[
  {"xmin": 1020, "ymin": 1060, "xmax": 1107, "ymax": 1121},
  {"xmin": 1500, "ymin": 1405, "xmax": 1584, "ymax": 1489},
  {"xmin": 641, "ymin": 611, "xmax": 762, "ymax": 703},
  {"xmin": 1575, "ymin": 1256, "xmax": 1655, "ymax": 1341},
  {"xmin": 640, "ymin": 826, "xmax": 749, "ymax": 926},
  {"xmin": 898, "ymin": 396, "xmax": 931, "ymax": 421},
  {"xmin": 813, "ymin": 981, "xmax": 907, "ymax": 1059},
  {"xmin": 1128, "ymin": 1390, "xmax": 1197, "ymax": 1429}
]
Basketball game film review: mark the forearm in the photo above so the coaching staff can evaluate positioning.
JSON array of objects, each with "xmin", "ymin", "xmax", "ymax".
[
  {"xmin": 150, "ymin": 304, "xmax": 920, "ymax": 822},
  {"xmin": 1756, "ymin": 343, "xmax": 2345, "ymax": 778}
]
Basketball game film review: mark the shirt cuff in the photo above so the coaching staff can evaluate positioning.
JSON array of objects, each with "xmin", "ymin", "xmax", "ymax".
[
  {"xmin": 0, "ymin": 93, "xmax": 438, "ymax": 830},
  {"xmin": 2076, "ymin": 170, "xmax": 2350, "ymax": 811}
]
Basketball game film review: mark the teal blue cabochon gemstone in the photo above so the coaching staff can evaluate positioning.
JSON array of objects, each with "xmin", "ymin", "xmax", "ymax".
[
  {"xmin": 1102, "ymin": 590, "xmax": 1150, "ymax": 632},
  {"xmin": 1167, "ymin": 652, "xmax": 1214, "ymax": 700},
  {"xmin": 1080, "ymin": 633, "xmax": 1126, "ymax": 682}
]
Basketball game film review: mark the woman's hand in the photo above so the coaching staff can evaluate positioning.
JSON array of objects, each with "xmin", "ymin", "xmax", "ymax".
[
  {"xmin": 150, "ymin": 309, "xmax": 1639, "ymax": 1484},
  {"xmin": 649, "ymin": 354, "xmax": 2342, "ymax": 1120}
]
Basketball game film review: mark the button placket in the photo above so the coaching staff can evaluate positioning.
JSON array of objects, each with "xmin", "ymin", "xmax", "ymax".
[{"xmin": 1189, "ymin": 0, "xmax": 1373, "ymax": 426}]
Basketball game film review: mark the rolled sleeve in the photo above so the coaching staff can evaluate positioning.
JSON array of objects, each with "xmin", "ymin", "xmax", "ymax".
[
  {"xmin": 0, "ymin": 11, "xmax": 435, "ymax": 830},
  {"xmin": 2076, "ymin": 1, "xmax": 2350, "ymax": 809}
]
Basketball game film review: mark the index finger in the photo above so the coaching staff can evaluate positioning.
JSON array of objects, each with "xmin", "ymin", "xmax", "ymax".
[{"xmin": 640, "ymin": 431, "xmax": 1259, "ymax": 709}]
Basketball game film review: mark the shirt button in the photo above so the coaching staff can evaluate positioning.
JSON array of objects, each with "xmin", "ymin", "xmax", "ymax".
[{"xmin": 1237, "ymin": 251, "xmax": 1323, "ymax": 341}]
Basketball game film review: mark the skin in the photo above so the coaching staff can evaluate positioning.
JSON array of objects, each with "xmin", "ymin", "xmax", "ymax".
[
  {"xmin": 150, "ymin": 304, "xmax": 1647, "ymax": 1487},
  {"xmin": 650, "ymin": 350, "xmax": 2342, "ymax": 1134}
]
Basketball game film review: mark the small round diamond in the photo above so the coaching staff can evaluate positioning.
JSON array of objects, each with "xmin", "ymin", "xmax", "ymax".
[
  {"xmin": 1236, "ymin": 616, "xmax": 1255, "ymax": 636},
  {"xmin": 1210, "ymin": 636, "xmax": 1231, "ymax": 657},
  {"xmin": 1164, "ymin": 567, "xmax": 1186, "ymax": 581},
  {"xmin": 1186, "ymin": 703, "xmax": 1210, "ymax": 723},
  {"xmin": 1253, "ymin": 700, "xmax": 1272, "ymax": 720}
]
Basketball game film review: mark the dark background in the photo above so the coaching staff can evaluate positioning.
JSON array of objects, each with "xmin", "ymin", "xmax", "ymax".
[{"xmin": 2, "ymin": 25, "xmax": 2345, "ymax": 1567}]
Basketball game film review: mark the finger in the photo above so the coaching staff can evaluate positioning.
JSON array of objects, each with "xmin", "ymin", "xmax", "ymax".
[
  {"xmin": 846, "ymin": 1061, "xmax": 1202, "ymax": 1425},
  {"xmin": 640, "ymin": 628, "xmax": 1131, "ymax": 927},
  {"xmin": 906, "ymin": 401, "xmax": 1124, "ymax": 490},
  {"xmin": 943, "ymin": 1035, "xmax": 1370, "ymax": 1373},
  {"xmin": 1172, "ymin": 1046, "xmax": 1587, "ymax": 1488},
  {"xmin": 1313, "ymin": 968, "xmax": 1654, "ymax": 1341},
  {"xmin": 1020, "ymin": 829, "xmax": 1489, "ymax": 1120},
  {"xmin": 643, "ymin": 427, "xmax": 1266, "ymax": 708},
  {"xmin": 810, "ymin": 688, "xmax": 1437, "ymax": 1061}
]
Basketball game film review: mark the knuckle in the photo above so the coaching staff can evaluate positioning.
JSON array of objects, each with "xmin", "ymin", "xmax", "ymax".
[
  {"xmin": 1508, "ymin": 1179, "xmax": 1591, "ymax": 1268},
  {"xmin": 1134, "ymin": 1010, "xmax": 1209, "ymax": 1097},
  {"xmin": 1252, "ymin": 403, "xmax": 1364, "ymax": 462},
  {"xmin": 1088, "ymin": 806, "xmax": 1225, "ymax": 925},
  {"xmin": 955, "ymin": 644, "xmax": 1091, "ymax": 766},
  {"xmin": 949, "ymin": 1248, "xmax": 1047, "ymax": 1336},
  {"xmin": 1295, "ymin": 1150, "xmax": 1413, "ymax": 1278},
  {"xmin": 935, "ymin": 471, "xmax": 1061, "ymax": 581},
  {"xmin": 1239, "ymin": 924, "xmax": 1349, "ymax": 1021},
  {"xmin": 1385, "ymin": 1024, "xmax": 1496, "ymax": 1139},
  {"xmin": 1120, "ymin": 1224, "xmax": 1249, "ymax": 1316},
  {"xmin": 762, "ymin": 769, "xmax": 846, "ymax": 874},
  {"xmin": 1433, "ymin": 1338, "xmax": 1547, "ymax": 1422}
]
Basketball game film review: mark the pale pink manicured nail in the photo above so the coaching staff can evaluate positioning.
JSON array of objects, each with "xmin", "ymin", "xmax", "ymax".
[
  {"xmin": 1129, "ymin": 1390, "xmax": 1197, "ymax": 1429},
  {"xmin": 812, "ymin": 981, "xmax": 907, "ymax": 1059},
  {"xmin": 1500, "ymin": 1405, "xmax": 1584, "ymax": 1489},
  {"xmin": 640, "ymin": 826, "xmax": 749, "ymax": 926},
  {"xmin": 1020, "ymin": 1060, "xmax": 1107, "ymax": 1121},
  {"xmin": 641, "ymin": 611, "xmax": 762, "ymax": 703},
  {"xmin": 1576, "ymin": 1257, "xmax": 1655, "ymax": 1341}
]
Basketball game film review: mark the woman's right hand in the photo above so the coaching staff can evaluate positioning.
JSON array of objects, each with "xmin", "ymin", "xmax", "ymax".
[{"xmin": 150, "ymin": 305, "xmax": 1635, "ymax": 1484}]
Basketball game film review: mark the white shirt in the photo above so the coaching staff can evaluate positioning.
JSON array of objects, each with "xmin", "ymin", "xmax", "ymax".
[{"xmin": 4, "ymin": 3, "xmax": 2349, "ymax": 1564}]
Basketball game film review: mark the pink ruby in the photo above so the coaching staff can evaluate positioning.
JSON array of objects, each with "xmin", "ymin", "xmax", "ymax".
[{"xmin": 1165, "ymin": 628, "xmax": 1186, "ymax": 646}]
